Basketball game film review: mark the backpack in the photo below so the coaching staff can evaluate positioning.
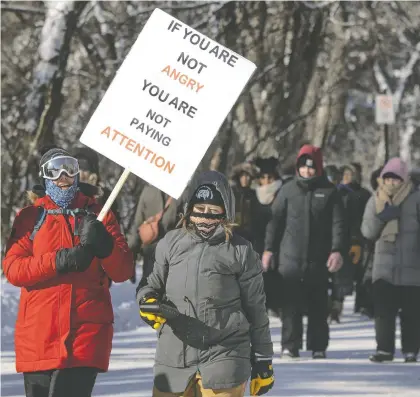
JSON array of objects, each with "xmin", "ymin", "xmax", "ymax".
[{"xmin": 30, "ymin": 206, "xmax": 96, "ymax": 241}]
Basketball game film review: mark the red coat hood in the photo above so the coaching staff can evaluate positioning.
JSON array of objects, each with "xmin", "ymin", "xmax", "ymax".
[{"xmin": 296, "ymin": 145, "xmax": 324, "ymax": 176}]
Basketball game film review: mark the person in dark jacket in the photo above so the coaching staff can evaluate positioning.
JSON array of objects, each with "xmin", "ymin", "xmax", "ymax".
[
  {"xmin": 230, "ymin": 162, "xmax": 258, "ymax": 243},
  {"xmin": 324, "ymin": 165, "xmax": 353, "ymax": 324},
  {"xmin": 136, "ymin": 171, "xmax": 274, "ymax": 397},
  {"xmin": 127, "ymin": 184, "xmax": 178, "ymax": 285},
  {"xmin": 339, "ymin": 164, "xmax": 372, "ymax": 315},
  {"xmin": 263, "ymin": 145, "xmax": 345, "ymax": 359},
  {"xmin": 362, "ymin": 158, "xmax": 420, "ymax": 363},
  {"xmin": 2, "ymin": 147, "xmax": 134, "ymax": 397},
  {"xmin": 253, "ymin": 157, "xmax": 283, "ymax": 317}
]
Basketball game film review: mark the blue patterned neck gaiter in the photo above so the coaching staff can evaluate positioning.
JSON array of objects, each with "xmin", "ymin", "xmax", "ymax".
[{"xmin": 45, "ymin": 178, "xmax": 78, "ymax": 208}]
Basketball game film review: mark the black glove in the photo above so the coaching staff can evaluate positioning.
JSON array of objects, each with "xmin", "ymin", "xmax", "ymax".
[
  {"xmin": 56, "ymin": 245, "xmax": 95, "ymax": 274},
  {"xmin": 377, "ymin": 203, "xmax": 400, "ymax": 222},
  {"xmin": 250, "ymin": 360, "xmax": 274, "ymax": 396},
  {"xmin": 138, "ymin": 293, "xmax": 166, "ymax": 330},
  {"xmin": 79, "ymin": 215, "xmax": 114, "ymax": 259}
]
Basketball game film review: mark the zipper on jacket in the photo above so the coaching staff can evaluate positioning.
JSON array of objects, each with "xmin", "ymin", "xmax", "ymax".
[{"xmin": 195, "ymin": 244, "xmax": 206, "ymax": 363}]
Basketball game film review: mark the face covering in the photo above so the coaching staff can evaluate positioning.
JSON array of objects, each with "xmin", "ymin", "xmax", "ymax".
[
  {"xmin": 189, "ymin": 212, "xmax": 224, "ymax": 239},
  {"xmin": 45, "ymin": 177, "xmax": 78, "ymax": 208}
]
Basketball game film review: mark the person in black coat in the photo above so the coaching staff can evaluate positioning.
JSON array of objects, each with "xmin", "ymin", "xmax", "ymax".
[
  {"xmin": 253, "ymin": 157, "xmax": 284, "ymax": 317},
  {"xmin": 230, "ymin": 162, "xmax": 259, "ymax": 243},
  {"xmin": 339, "ymin": 163, "xmax": 372, "ymax": 315},
  {"xmin": 263, "ymin": 145, "xmax": 345, "ymax": 359},
  {"xmin": 324, "ymin": 165, "xmax": 353, "ymax": 323}
]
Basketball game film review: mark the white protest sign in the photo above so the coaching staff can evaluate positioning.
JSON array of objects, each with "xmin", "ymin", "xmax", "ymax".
[
  {"xmin": 80, "ymin": 8, "xmax": 256, "ymax": 199},
  {"xmin": 375, "ymin": 95, "xmax": 395, "ymax": 124}
]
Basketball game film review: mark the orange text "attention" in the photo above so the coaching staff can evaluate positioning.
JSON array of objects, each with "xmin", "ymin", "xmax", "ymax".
[{"xmin": 100, "ymin": 126, "xmax": 175, "ymax": 174}]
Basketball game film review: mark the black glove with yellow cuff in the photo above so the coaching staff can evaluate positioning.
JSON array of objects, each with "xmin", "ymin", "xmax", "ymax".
[
  {"xmin": 139, "ymin": 293, "xmax": 166, "ymax": 330},
  {"xmin": 250, "ymin": 360, "xmax": 274, "ymax": 396}
]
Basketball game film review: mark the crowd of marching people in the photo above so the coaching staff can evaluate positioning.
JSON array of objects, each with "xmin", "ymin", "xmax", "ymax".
[{"xmin": 2, "ymin": 143, "xmax": 419, "ymax": 397}]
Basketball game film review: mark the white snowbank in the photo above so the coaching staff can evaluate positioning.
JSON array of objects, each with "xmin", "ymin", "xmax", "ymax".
[{"xmin": 2, "ymin": 269, "xmax": 419, "ymax": 397}]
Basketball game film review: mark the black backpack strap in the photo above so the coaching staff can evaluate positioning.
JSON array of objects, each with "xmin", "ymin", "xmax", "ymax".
[
  {"xmin": 30, "ymin": 207, "xmax": 47, "ymax": 241},
  {"xmin": 30, "ymin": 205, "xmax": 98, "ymax": 240}
]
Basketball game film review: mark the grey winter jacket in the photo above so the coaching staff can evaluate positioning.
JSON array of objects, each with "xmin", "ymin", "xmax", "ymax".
[
  {"xmin": 361, "ymin": 188, "xmax": 420, "ymax": 286},
  {"xmin": 136, "ymin": 171, "xmax": 273, "ymax": 393}
]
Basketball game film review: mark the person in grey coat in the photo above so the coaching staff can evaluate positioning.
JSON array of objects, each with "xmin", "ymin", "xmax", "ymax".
[
  {"xmin": 136, "ymin": 171, "xmax": 274, "ymax": 397},
  {"xmin": 361, "ymin": 157, "xmax": 420, "ymax": 363},
  {"xmin": 127, "ymin": 184, "xmax": 179, "ymax": 284}
]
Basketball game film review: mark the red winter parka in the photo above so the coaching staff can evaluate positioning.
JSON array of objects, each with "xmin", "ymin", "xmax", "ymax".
[{"xmin": 2, "ymin": 187, "xmax": 134, "ymax": 373}]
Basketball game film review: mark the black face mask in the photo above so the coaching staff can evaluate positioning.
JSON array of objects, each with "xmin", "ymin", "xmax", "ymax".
[{"xmin": 189, "ymin": 212, "xmax": 225, "ymax": 239}]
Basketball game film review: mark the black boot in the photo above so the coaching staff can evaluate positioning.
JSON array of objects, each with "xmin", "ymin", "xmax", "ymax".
[{"xmin": 369, "ymin": 351, "xmax": 394, "ymax": 362}]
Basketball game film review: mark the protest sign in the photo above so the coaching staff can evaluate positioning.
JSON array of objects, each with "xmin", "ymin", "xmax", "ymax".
[
  {"xmin": 80, "ymin": 8, "xmax": 256, "ymax": 200},
  {"xmin": 375, "ymin": 95, "xmax": 395, "ymax": 124}
]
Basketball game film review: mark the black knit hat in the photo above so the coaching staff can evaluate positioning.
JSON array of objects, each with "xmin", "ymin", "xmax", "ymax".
[
  {"xmin": 39, "ymin": 147, "xmax": 72, "ymax": 168},
  {"xmin": 190, "ymin": 184, "xmax": 225, "ymax": 208},
  {"xmin": 255, "ymin": 157, "xmax": 279, "ymax": 178},
  {"xmin": 297, "ymin": 154, "xmax": 316, "ymax": 170}
]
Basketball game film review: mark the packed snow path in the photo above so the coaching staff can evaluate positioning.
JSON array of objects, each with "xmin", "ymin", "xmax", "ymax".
[{"xmin": 2, "ymin": 277, "xmax": 419, "ymax": 397}]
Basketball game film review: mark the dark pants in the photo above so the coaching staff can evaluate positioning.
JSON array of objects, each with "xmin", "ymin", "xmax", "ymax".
[
  {"xmin": 281, "ymin": 279, "xmax": 329, "ymax": 352},
  {"xmin": 354, "ymin": 262, "xmax": 372, "ymax": 312},
  {"xmin": 263, "ymin": 270, "xmax": 282, "ymax": 312},
  {"xmin": 23, "ymin": 367, "xmax": 98, "ymax": 397},
  {"xmin": 373, "ymin": 280, "xmax": 420, "ymax": 355}
]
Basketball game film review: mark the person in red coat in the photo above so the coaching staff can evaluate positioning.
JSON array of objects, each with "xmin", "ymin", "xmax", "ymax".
[{"xmin": 2, "ymin": 147, "xmax": 134, "ymax": 397}]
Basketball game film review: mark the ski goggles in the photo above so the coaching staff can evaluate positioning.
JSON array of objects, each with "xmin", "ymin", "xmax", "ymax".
[{"xmin": 39, "ymin": 156, "xmax": 80, "ymax": 180}]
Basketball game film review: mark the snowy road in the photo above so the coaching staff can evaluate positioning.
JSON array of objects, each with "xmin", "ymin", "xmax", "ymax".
[{"xmin": 2, "ymin": 277, "xmax": 419, "ymax": 397}]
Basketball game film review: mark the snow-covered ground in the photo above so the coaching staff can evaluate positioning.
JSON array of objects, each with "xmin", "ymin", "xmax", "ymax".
[{"xmin": 2, "ymin": 272, "xmax": 419, "ymax": 397}]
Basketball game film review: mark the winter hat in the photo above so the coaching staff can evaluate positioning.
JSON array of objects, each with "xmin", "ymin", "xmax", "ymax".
[
  {"xmin": 190, "ymin": 184, "xmax": 225, "ymax": 209},
  {"xmin": 73, "ymin": 147, "xmax": 100, "ymax": 175},
  {"xmin": 255, "ymin": 157, "xmax": 280, "ymax": 178},
  {"xmin": 380, "ymin": 158, "xmax": 408, "ymax": 182},
  {"xmin": 297, "ymin": 154, "xmax": 316, "ymax": 170},
  {"xmin": 39, "ymin": 147, "xmax": 72, "ymax": 169}
]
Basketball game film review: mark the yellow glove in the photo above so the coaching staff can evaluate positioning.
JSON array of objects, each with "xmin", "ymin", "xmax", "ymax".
[
  {"xmin": 139, "ymin": 297, "xmax": 166, "ymax": 330},
  {"xmin": 349, "ymin": 245, "xmax": 361, "ymax": 265},
  {"xmin": 250, "ymin": 361, "xmax": 274, "ymax": 396}
]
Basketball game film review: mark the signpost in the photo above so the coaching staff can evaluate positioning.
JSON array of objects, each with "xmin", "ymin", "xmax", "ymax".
[
  {"xmin": 80, "ymin": 8, "xmax": 256, "ymax": 220},
  {"xmin": 375, "ymin": 94, "xmax": 395, "ymax": 163}
]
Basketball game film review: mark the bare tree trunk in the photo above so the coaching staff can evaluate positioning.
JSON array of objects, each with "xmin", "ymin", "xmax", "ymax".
[
  {"xmin": 373, "ymin": 41, "xmax": 420, "ymax": 168},
  {"xmin": 310, "ymin": 6, "xmax": 348, "ymax": 147},
  {"xmin": 24, "ymin": 1, "xmax": 86, "ymax": 150},
  {"xmin": 400, "ymin": 85, "xmax": 420, "ymax": 168}
]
